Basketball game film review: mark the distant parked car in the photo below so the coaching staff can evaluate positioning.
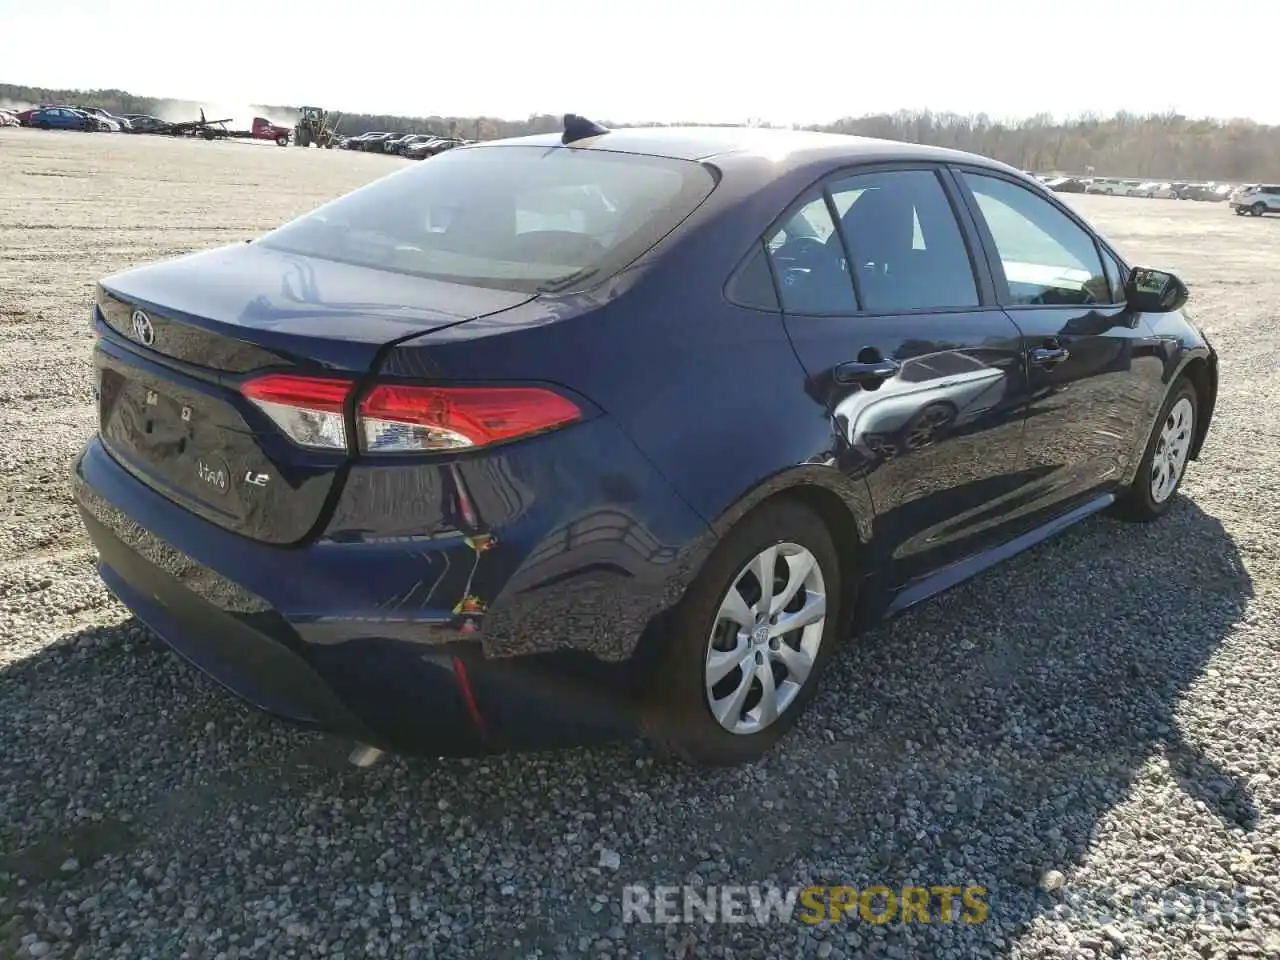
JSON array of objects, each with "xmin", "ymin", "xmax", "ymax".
[
  {"xmin": 403, "ymin": 138, "xmax": 441, "ymax": 159},
  {"xmin": 362, "ymin": 132, "xmax": 397, "ymax": 152},
  {"xmin": 1230, "ymin": 184, "xmax": 1280, "ymax": 216},
  {"xmin": 382, "ymin": 133, "xmax": 434, "ymax": 155},
  {"xmin": 0, "ymin": 109, "xmax": 18, "ymax": 128},
  {"xmin": 348, "ymin": 132, "xmax": 391, "ymax": 151},
  {"xmin": 27, "ymin": 107, "xmax": 104, "ymax": 131},
  {"xmin": 380, "ymin": 133, "xmax": 412, "ymax": 153},
  {"xmin": 406, "ymin": 137, "xmax": 466, "ymax": 159},
  {"xmin": 1045, "ymin": 176, "xmax": 1089, "ymax": 194},
  {"xmin": 80, "ymin": 107, "xmax": 132, "ymax": 132},
  {"xmin": 125, "ymin": 115, "xmax": 170, "ymax": 134},
  {"xmin": 343, "ymin": 132, "xmax": 395, "ymax": 151},
  {"xmin": 1134, "ymin": 182, "xmax": 1178, "ymax": 199},
  {"xmin": 1091, "ymin": 178, "xmax": 1146, "ymax": 197}
]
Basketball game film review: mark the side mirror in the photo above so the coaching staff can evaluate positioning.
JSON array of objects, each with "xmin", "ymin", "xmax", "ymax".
[{"xmin": 1125, "ymin": 267, "xmax": 1189, "ymax": 313}]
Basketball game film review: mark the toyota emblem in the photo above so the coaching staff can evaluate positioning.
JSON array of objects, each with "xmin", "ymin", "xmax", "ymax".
[{"xmin": 130, "ymin": 309, "xmax": 155, "ymax": 347}]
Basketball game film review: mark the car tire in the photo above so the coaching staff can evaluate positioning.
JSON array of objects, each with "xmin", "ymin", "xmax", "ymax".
[
  {"xmin": 1250, "ymin": 203, "xmax": 1266, "ymax": 217},
  {"xmin": 643, "ymin": 499, "xmax": 846, "ymax": 766},
  {"xmin": 1113, "ymin": 377, "xmax": 1198, "ymax": 522}
]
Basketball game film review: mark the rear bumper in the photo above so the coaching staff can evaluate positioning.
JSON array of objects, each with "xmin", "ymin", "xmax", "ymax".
[
  {"xmin": 76, "ymin": 485, "xmax": 640, "ymax": 755},
  {"xmin": 72, "ymin": 427, "xmax": 707, "ymax": 755}
]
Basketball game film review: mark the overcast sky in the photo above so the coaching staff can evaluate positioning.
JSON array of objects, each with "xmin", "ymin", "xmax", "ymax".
[{"xmin": 2, "ymin": 0, "xmax": 1273, "ymax": 125}]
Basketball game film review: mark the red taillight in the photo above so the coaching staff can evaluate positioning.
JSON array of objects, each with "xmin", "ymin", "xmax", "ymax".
[
  {"xmin": 358, "ymin": 384, "xmax": 581, "ymax": 453},
  {"xmin": 240, "ymin": 374, "xmax": 580, "ymax": 454},
  {"xmin": 241, "ymin": 374, "xmax": 353, "ymax": 451}
]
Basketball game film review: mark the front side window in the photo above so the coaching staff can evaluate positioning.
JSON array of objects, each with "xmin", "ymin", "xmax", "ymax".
[
  {"xmin": 961, "ymin": 172, "xmax": 1109, "ymax": 306},
  {"xmin": 259, "ymin": 145, "xmax": 716, "ymax": 294},
  {"xmin": 829, "ymin": 169, "xmax": 979, "ymax": 312}
]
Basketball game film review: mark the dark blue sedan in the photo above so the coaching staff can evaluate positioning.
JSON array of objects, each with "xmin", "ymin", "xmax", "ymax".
[
  {"xmin": 28, "ymin": 107, "xmax": 102, "ymax": 131},
  {"xmin": 74, "ymin": 117, "xmax": 1218, "ymax": 765}
]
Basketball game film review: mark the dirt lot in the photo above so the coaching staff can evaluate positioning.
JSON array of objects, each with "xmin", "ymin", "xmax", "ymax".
[{"xmin": 1, "ymin": 127, "xmax": 1278, "ymax": 959}]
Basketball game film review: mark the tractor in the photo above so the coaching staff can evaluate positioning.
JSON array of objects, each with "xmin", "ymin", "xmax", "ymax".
[{"xmin": 294, "ymin": 106, "xmax": 339, "ymax": 148}]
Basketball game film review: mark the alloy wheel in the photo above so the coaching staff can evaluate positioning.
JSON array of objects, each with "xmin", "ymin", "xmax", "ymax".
[
  {"xmin": 1150, "ymin": 396, "xmax": 1194, "ymax": 504},
  {"xmin": 704, "ymin": 543, "xmax": 827, "ymax": 735}
]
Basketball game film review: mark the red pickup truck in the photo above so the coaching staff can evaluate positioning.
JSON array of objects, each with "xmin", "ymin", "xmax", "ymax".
[{"xmin": 251, "ymin": 117, "xmax": 291, "ymax": 146}]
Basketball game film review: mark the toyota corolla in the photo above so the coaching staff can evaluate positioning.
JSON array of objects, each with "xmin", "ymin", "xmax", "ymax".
[{"xmin": 73, "ymin": 117, "xmax": 1217, "ymax": 765}]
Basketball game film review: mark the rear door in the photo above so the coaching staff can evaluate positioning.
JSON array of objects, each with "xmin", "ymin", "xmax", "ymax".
[
  {"xmin": 775, "ymin": 165, "xmax": 1031, "ymax": 590},
  {"xmin": 950, "ymin": 168, "xmax": 1167, "ymax": 525}
]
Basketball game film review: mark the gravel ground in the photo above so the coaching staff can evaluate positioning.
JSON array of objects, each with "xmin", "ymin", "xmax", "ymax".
[{"xmin": 1, "ymin": 128, "xmax": 1278, "ymax": 959}]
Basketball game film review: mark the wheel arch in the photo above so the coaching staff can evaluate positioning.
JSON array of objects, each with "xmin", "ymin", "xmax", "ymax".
[
  {"xmin": 1178, "ymin": 353, "xmax": 1217, "ymax": 460},
  {"xmin": 629, "ymin": 467, "xmax": 874, "ymax": 683},
  {"xmin": 708, "ymin": 466, "xmax": 872, "ymax": 546},
  {"xmin": 707, "ymin": 466, "xmax": 873, "ymax": 637}
]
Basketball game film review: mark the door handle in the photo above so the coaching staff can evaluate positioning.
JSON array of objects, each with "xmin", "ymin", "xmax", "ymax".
[
  {"xmin": 835, "ymin": 357, "xmax": 901, "ymax": 384},
  {"xmin": 1029, "ymin": 345, "xmax": 1070, "ymax": 367}
]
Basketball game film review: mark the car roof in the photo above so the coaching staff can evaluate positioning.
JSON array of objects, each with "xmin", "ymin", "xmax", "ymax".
[{"xmin": 472, "ymin": 125, "xmax": 1019, "ymax": 173}]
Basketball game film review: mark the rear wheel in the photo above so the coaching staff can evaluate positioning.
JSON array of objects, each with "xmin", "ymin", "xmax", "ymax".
[
  {"xmin": 644, "ymin": 500, "xmax": 845, "ymax": 765},
  {"xmin": 1114, "ymin": 377, "xmax": 1198, "ymax": 522}
]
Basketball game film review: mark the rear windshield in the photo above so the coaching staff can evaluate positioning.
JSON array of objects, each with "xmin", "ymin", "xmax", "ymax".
[{"xmin": 258, "ymin": 145, "xmax": 717, "ymax": 293}]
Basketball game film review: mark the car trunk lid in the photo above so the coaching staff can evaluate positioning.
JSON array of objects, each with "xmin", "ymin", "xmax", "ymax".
[{"xmin": 94, "ymin": 242, "xmax": 532, "ymax": 544}]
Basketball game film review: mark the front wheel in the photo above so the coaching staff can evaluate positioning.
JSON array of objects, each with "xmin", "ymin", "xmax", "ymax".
[
  {"xmin": 1113, "ymin": 377, "xmax": 1198, "ymax": 522},
  {"xmin": 644, "ymin": 500, "xmax": 845, "ymax": 765},
  {"xmin": 1250, "ymin": 203, "xmax": 1266, "ymax": 217}
]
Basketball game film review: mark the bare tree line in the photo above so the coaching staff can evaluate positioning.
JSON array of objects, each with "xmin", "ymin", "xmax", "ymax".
[
  {"xmin": 816, "ymin": 110, "xmax": 1280, "ymax": 181},
  {"xmin": 4, "ymin": 83, "xmax": 1277, "ymax": 181}
]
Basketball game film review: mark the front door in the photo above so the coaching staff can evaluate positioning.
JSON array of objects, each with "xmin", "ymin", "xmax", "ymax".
[
  {"xmin": 951, "ymin": 169, "xmax": 1168, "ymax": 526},
  {"xmin": 772, "ymin": 167, "xmax": 1031, "ymax": 591}
]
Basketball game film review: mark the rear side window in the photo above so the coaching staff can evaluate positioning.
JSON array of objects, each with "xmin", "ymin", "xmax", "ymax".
[
  {"xmin": 765, "ymin": 194, "xmax": 856, "ymax": 314},
  {"xmin": 829, "ymin": 169, "xmax": 979, "ymax": 312},
  {"xmin": 727, "ymin": 241, "xmax": 780, "ymax": 311},
  {"xmin": 259, "ymin": 146, "xmax": 716, "ymax": 293},
  {"xmin": 961, "ymin": 173, "xmax": 1109, "ymax": 307}
]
